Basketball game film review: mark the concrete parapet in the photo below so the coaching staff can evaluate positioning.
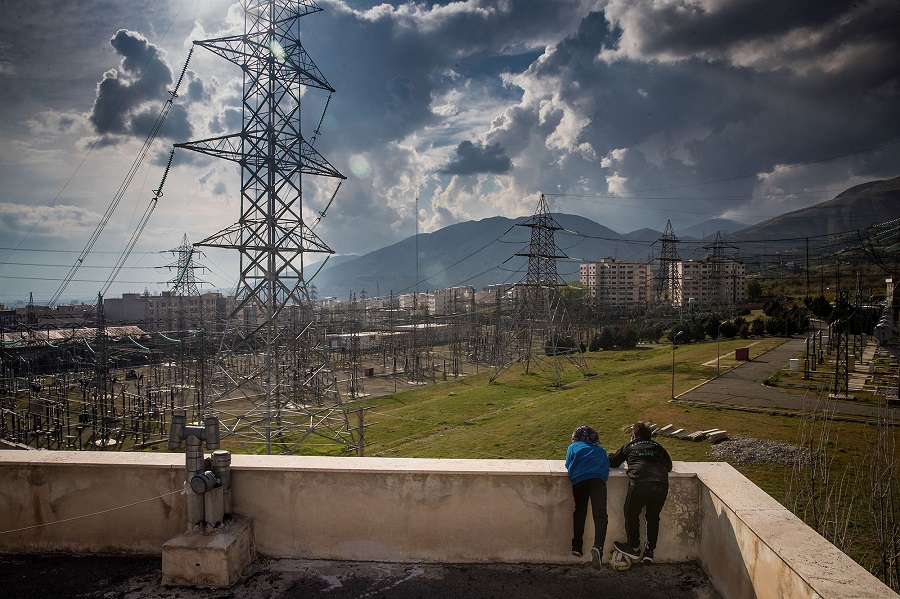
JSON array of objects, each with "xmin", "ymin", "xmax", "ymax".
[
  {"xmin": 0, "ymin": 451, "xmax": 894, "ymax": 598},
  {"xmin": 692, "ymin": 462, "xmax": 896, "ymax": 599}
]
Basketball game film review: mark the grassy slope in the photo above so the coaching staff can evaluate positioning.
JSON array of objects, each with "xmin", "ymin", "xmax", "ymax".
[{"xmin": 350, "ymin": 338, "xmax": 796, "ymax": 461}]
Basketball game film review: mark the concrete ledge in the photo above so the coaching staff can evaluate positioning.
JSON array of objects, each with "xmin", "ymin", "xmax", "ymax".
[
  {"xmin": 162, "ymin": 515, "xmax": 255, "ymax": 588},
  {"xmin": 0, "ymin": 451, "xmax": 894, "ymax": 598},
  {"xmin": 690, "ymin": 462, "xmax": 896, "ymax": 599}
]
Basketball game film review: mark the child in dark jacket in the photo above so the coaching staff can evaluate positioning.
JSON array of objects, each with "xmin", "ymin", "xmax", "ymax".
[
  {"xmin": 565, "ymin": 425, "xmax": 609, "ymax": 569},
  {"xmin": 608, "ymin": 421, "xmax": 672, "ymax": 564}
]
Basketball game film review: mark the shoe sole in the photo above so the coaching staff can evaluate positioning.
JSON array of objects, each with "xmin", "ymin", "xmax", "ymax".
[
  {"xmin": 641, "ymin": 557, "xmax": 653, "ymax": 564},
  {"xmin": 590, "ymin": 547, "xmax": 601, "ymax": 569}
]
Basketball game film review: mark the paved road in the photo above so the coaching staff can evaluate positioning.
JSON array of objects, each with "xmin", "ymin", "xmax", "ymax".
[{"xmin": 675, "ymin": 335, "xmax": 892, "ymax": 420}]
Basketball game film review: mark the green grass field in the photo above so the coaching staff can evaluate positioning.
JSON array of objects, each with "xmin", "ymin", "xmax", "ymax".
[{"xmin": 348, "ymin": 338, "xmax": 793, "ymax": 461}]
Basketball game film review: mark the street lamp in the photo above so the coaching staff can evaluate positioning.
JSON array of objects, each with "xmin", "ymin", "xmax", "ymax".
[{"xmin": 671, "ymin": 330, "xmax": 684, "ymax": 400}]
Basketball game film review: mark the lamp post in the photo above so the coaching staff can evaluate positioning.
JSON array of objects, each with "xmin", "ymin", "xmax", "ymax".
[{"xmin": 671, "ymin": 330, "xmax": 683, "ymax": 400}]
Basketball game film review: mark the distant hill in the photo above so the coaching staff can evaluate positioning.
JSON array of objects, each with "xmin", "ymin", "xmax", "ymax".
[
  {"xmin": 731, "ymin": 176, "xmax": 900, "ymax": 241},
  {"xmin": 310, "ymin": 177, "xmax": 900, "ymax": 298},
  {"xmin": 311, "ymin": 214, "xmax": 661, "ymax": 298},
  {"xmin": 681, "ymin": 218, "xmax": 747, "ymax": 240}
]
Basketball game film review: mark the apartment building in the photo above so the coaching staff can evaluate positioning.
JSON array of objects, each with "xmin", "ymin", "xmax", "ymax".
[
  {"xmin": 428, "ymin": 286, "xmax": 475, "ymax": 315},
  {"xmin": 679, "ymin": 258, "xmax": 746, "ymax": 308},
  {"xmin": 580, "ymin": 259, "xmax": 653, "ymax": 306}
]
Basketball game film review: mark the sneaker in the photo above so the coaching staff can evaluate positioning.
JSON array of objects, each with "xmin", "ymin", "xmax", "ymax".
[
  {"xmin": 590, "ymin": 546, "xmax": 602, "ymax": 569},
  {"xmin": 572, "ymin": 549, "xmax": 583, "ymax": 558},
  {"xmin": 641, "ymin": 547, "xmax": 654, "ymax": 564},
  {"xmin": 613, "ymin": 540, "xmax": 641, "ymax": 560}
]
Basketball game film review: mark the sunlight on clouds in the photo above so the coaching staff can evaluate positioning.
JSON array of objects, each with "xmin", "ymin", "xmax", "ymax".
[
  {"xmin": 601, "ymin": 148, "xmax": 629, "ymax": 194},
  {"xmin": 605, "ymin": 174, "xmax": 627, "ymax": 195},
  {"xmin": 546, "ymin": 108, "xmax": 593, "ymax": 156},
  {"xmin": 349, "ymin": 154, "xmax": 371, "ymax": 179}
]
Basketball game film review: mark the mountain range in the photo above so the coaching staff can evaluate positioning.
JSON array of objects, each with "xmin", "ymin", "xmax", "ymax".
[{"xmin": 309, "ymin": 176, "xmax": 900, "ymax": 300}]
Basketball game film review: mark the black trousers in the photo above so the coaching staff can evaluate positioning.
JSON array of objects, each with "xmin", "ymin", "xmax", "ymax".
[
  {"xmin": 623, "ymin": 480, "xmax": 668, "ymax": 550},
  {"xmin": 571, "ymin": 478, "xmax": 608, "ymax": 553}
]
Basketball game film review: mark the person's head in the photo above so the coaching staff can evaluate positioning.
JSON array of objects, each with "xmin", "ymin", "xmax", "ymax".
[
  {"xmin": 572, "ymin": 425, "xmax": 599, "ymax": 445},
  {"xmin": 632, "ymin": 421, "xmax": 652, "ymax": 441}
]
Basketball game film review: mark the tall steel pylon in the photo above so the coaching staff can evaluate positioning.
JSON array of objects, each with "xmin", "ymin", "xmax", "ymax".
[
  {"xmin": 703, "ymin": 231, "xmax": 735, "ymax": 310},
  {"xmin": 175, "ymin": 0, "xmax": 354, "ymax": 454},
  {"xmin": 490, "ymin": 194, "xmax": 589, "ymax": 385},
  {"xmin": 162, "ymin": 234, "xmax": 206, "ymax": 299},
  {"xmin": 655, "ymin": 220, "xmax": 682, "ymax": 308}
]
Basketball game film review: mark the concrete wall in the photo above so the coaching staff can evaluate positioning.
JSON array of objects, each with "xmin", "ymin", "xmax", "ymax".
[
  {"xmin": 692, "ymin": 463, "xmax": 896, "ymax": 599},
  {"xmin": 227, "ymin": 456, "xmax": 697, "ymax": 563},
  {"xmin": 0, "ymin": 451, "xmax": 894, "ymax": 598}
]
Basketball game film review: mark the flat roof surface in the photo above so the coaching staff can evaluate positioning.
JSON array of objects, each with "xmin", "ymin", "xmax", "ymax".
[{"xmin": 1, "ymin": 554, "xmax": 721, "ymax": 599}]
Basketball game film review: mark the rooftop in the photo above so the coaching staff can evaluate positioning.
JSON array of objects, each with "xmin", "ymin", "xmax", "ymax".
[{"xmin": 1, "ymin": 554, "xmax": 718, "ymax": 599}]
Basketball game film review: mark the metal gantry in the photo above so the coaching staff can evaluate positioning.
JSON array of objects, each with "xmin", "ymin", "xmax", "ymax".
[{"xmin": 175, "ymin": 0, "xmax": 354, "ymax": 454}]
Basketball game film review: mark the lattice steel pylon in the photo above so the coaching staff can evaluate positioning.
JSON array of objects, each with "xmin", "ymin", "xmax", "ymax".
[
  {"xmin": 175, "ymin": 0, "xmax": 354, "ymax": 454},
  {"xmin": 490, "ymin": 194, "xmax": 589, "ymax": 385},
  {"xmin": 654, "ymin": 220, "xmax": 682, "ymax": 308},
  {"xmin": 162, "ymin": 234, "xmax": 206, "ymax": 298},
  {"xmin": 702, "ymin": 231, "xmax": 735, "ymax": 310}
]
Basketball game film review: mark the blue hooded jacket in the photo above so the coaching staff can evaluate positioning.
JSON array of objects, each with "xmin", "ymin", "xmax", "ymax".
[{"xmin": 566, "ymin": 441, "xmax": 610, "ymax": 485}]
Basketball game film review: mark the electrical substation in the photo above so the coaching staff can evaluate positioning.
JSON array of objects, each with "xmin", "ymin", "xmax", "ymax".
[{"xmin": 2, "ymin": 0, "xmax": 899, "ymax": 458}]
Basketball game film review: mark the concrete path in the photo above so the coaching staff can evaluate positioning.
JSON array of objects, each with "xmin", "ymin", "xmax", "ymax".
[{"xmin": 675, "ymin": 335, "xmax": 894, "ymax": 421}]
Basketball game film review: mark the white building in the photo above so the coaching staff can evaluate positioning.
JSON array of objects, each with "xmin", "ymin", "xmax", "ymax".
[
  {"xmin": 428, "ymin": 286, "xmax": 475, "ymax": 315},
  {"xmin": 580, "ymin": 259, "xmax": 653, "ymax": 306},
  {"xmin": 678, "ymin": 258, "xmax": 746, "ymax": 308}
]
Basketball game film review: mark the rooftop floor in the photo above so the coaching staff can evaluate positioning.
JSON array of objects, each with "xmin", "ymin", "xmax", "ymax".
[{"xmin": 1, "ymin": 554, "xmax": 720, "ymax": 599}]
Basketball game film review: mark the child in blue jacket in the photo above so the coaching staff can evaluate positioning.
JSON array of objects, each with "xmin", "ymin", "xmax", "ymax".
[{"xmin": 565, "ymin": 425, "xmax": 609, "ymax": 569}]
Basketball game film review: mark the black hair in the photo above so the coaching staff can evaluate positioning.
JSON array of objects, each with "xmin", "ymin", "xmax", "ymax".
[
  {"xmin": 633, "ymin": 421, "xmax": 652, "ymax": 441},
  {"xmin": 572, "ymin": 425, "xmax": 600, "ymax": 445}
]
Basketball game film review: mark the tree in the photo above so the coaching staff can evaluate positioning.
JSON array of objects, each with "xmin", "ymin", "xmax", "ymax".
[
  {"xmin": 598, "ymin": 327, "xmax": 615, "ymax": 350},
  {"xmin": 747, "ymin": 279, "xmax": 763, "ymax": 300},
  {"xmin": 751, "ymin": 318, "xmax": 767, "ymax": 337},
  {"xmin": 804, "ymin": 294, "xmax": 832, "ymax": 319}
]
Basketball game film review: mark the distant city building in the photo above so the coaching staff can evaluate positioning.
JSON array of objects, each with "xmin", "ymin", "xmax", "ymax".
[
  {"xmin": 428, "ymin": 286, "xmax": 475, "ymax": 315},
  {"xmin": 580, "ymin": 259, "xmax": 653, "ymax": 306},
  {"xmin": 579, "ymin": 256, "xmax": 746, "ymax": 309},
  {"xmin": 104, "ymin": 291, "xmax": 228, "ymax": 332},
  {"xmin": 679, "ymin": 258, "xmax": 746, "ymax": 308}
]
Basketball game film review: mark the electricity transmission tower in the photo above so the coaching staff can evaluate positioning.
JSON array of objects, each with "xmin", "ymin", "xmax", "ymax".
[
  {"xmin": 490, "ymin": 194, "xmax": 589, "ymax": 385},
  {"xmin": 162, "ymin": 234, "xmax": 206, "ymax": 299},
  {"xmin": 175, "ymin": 0, "xmax": 355, "ymax": 454},
  {"xmin": 655, "ymin": 220, "xmax": 682, "ymax": 308},
  {"xmin": 703, "ymin": 231, "xmax": 736, "ymax": 310}
]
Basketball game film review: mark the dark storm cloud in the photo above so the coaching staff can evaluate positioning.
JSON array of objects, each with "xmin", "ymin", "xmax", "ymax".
[
  {"xmin": 440, "ymin": 140, "xmax": 512, "ymax": 175},
  {"xmin": 629, "ymin": 0, "xmax": 858, "ymax": 56},
  {"xmin": 88, "ymin": 29, "xmax": 192, "ymax": 143},
  {"xmin": 481, "ymin": 1, "xmax": 900, "ymax": 229},
  {"xmin": 315, "ymin": 0, "xmax": 594, "ymax": 150}
]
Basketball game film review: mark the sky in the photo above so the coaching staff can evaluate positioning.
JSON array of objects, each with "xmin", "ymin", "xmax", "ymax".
[{"xmin": 0, "ymin": 0, "xmax": 898, "ymax": 305}]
